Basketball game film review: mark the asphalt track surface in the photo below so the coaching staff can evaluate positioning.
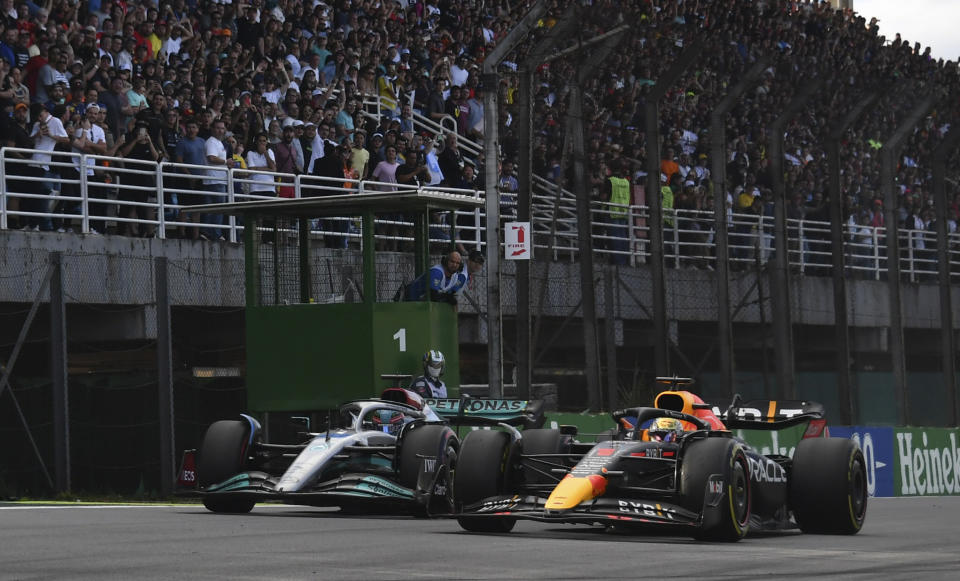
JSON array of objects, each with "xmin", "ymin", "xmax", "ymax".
[{"xmin": 1, "ymin": 497, "xmax": 957, "ymax": 580}]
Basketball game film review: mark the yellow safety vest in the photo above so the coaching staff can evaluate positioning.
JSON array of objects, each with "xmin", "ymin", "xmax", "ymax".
[
  {"xmin": 608, "ymin": 177, "xmax": 630, "ymax": 218},
  {"xmin": 661, "ymin": 185, "xmax": 675, "ymax": 226}
]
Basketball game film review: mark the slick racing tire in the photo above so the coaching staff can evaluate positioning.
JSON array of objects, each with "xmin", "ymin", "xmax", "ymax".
[
  {"xmin": 453, "ymin": 430, "xmax": 516, "ymax": 533},
  {"xmin": 790, "ymin": 437, "xmax": 867, "ymax": 535},
  {"xmin": 397, "ymin": 424, "xmax": 457, "ymax": 517},
  {"xmin": 202, "ymin": 496, "xmax": 256, "ymax": 514},
  {"xmin": 680, "ymin": 437, "xmax": 751, "ymax": 542},
  {"xmin": 198, "ymin": 420, "xmax": 255, "ymax": 514},
  {"xmin": 520, "ymin": 429, "xmax": 565, "ymax": 485}
]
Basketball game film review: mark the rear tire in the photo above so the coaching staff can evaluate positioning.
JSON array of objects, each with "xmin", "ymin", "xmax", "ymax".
[
  {"xmin": 453, "ymin": 430, "xmax": 516, "ymax": 532},
  {"xmin": 198, "ymin": 420, "xmax": 255, "ymax": 514},
  {"xmin": 520, "ymin": 429, "xmax": 564, "ymax": 485},
  {"xmin": 790, "ymin": 438, "xmax": 867, "ymax": 534},
  {"xmin": 680, "ymin": 437, "xmax": 751, "ymax": 542}
]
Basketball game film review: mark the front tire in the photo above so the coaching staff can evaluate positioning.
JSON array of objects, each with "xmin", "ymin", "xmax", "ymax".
[
  {"xmin": 397, "ymin": 424, "xmax": 457, "ymax": 516},
  {"xmin": 202, "ymin": 496, "xmax": 256, "ymax": 514},
  {"xmin": 680, "ymin": 437, "xmax": 751, "ymax": 542},
  {"xmin": 397, "ymin": 424, "xmax": 456, "ymax": 488},
  {"xmin": 790, "ymin": 438, "xmax": 867, "ymax": 534},
  {"xmin": 198, "ymin": 420, "xmax": 255, "ymax": 514},
  {"xmin": 453, "ymin": 430, "xmax": 516, "ymax": 532}
]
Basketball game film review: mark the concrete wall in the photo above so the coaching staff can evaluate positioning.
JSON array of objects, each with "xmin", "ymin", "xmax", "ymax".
[{"xmin": 1, "ymin": 230, "xmax": 956, "ymax": 330}]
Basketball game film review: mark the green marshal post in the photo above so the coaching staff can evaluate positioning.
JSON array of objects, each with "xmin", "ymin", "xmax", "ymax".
[{"xmin": 186, "ymin": 190, "xmax": 483, "ymax": 412}]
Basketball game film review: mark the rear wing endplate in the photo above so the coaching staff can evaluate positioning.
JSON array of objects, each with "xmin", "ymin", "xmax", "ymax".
[{"xmin": 175, "ymin": 449, "xmax": 198, "ymax": 492}]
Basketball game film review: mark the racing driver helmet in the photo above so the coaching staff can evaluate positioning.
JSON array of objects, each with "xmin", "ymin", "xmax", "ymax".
[
  {"xmin": 423, "ymin": 350, "xmax": 445, "ymax": 379},
  {"xmin": 365, "ymin": 409, "xmax": 406, "ymax": 435},
  {"xmin": 647, "ymin": 417, "xmax": 685, "ymax": 442}
]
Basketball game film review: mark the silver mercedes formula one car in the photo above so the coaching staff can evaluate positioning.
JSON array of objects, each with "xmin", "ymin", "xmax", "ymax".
[{"xmin": 177, "ymin": 388, "xmax": 544, "ymax": 516}]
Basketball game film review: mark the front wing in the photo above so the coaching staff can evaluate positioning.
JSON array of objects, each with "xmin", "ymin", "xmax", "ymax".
[
  {"xmin": 459, "ymin": 494, "xmax": 703, "ymax": 529},
  {"xmin": 198, "ymin": 471, "xmax": 421, "ymax": 509}
]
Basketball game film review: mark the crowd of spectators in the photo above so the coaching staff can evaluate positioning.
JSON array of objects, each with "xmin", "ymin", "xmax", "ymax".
[
  {"xmin": 1, "ymin": 0, "xmax": 959, "ymax": 264},
  {"xmin": 0, "ymin": 0, "xmax": 515, "ymax": 235},
  {"xmin": 494, "ymin": 0, "xmax": 960, "ymax": 268}
]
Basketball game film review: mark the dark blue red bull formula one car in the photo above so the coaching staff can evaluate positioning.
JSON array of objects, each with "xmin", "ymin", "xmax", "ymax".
[{"xmin": 452, "ymin": 378, "xmax": 867, "ymax": 541}]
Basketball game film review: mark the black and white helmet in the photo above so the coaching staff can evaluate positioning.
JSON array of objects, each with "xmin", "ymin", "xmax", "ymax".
[{"xmin": 423, "ymin": 350, "xmax": 445, "ymax": 379}]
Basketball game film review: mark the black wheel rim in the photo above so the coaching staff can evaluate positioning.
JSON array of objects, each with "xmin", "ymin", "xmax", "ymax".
[
  {"xmin": 850, "ymin": 456, "xmax": 867, "ymax": 521},
  {"xmin": 443, "ymin": 446, "xmax": 457, "ymax": 512},
  {"xmin": 731, "ymin": 456, "xmax": 750, "ymax": 526}
]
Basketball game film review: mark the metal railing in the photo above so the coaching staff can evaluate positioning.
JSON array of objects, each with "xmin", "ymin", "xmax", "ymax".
[{"xmin": 3, "ymin": 146, "xmax": 957, "ymax": 280}]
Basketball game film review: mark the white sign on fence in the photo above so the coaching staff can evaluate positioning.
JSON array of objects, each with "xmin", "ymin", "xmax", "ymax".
[{"xmin": 505, "ymin": 221, "xmax": 532, "ymax": 260}]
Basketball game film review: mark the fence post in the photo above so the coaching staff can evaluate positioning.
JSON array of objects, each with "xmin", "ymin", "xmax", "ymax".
[
  {"xmin": 827, "ymin": 91, "xmax": 878, "ymax": 425},
  {"xmin": 569, "ymin": 84, "xmax": 601, "ymax": 409},
  {"xmin": 931, "ymin": 126, "xmax": 960, "ymax": 426},
  {"xmin": 156, "ymin": 163, "xmax": 166, "ymax": 239},
  {"xmin": 227, "ymin": 167, "xmax": 237, "ymax": 243},
  {"xmin": 155, "ymin": 257, "xmax": 174, "ymax": 496},
  {"xmin": 480, "ymin": 2, "xmax": 547, "ymax": 397},
  {"xmin": 0, "ymin": 151, "xmax": 6, "ymax": 229},
  {"xmin": 882, "ymin": 92, "xmax": 940, "ymax": 425},
  {"xmin": 514, "ymin": 6, "xmax": 580, "ymax": 401},
  {"xmin": 907, "ymin": 232, "xmax": 916, "ymax": 283},
  {"xmin": 873, "ymin": 229, "xmax": 881, "ymax": 281},
  {"xmin": 798, "ymin": 220, "xmax": 806, "ymax": 275},
  {"xmin": 768, "ymin": 78, "xmax": 822, "ymax": 400},
  {"xmin": 709, "ymin": 58, "xmax": 770, "ymax": 398},
  {"xmin": 79, "ymin": 155, "xmax": 89, "ymax": 233},
  {"xmin": 50, "ymin": 251, "xmax": 70, "ymax": 493},
  {"xmin": 603, "ymin": 264, "xmax": 619, "ymax": 410},
  {"xmin": 567, "ymin": 26, "xmax": 628, "ymax": 410},
  {"xmin": 644, "ymin": 39, "xmax": 705, "ymax": 378}
]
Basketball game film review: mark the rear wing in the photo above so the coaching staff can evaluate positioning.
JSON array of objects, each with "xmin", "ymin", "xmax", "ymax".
[
  {"xmin": 718, "ymin": 398, "xmax": 825, "ymax": 430},
  {"xmin": 425, "ymin": 398, "xmax": 545, "ymax": 429}
]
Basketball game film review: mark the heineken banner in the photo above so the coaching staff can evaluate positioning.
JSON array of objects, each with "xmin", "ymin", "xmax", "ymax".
[
  {"xmin": 892, "ymin": 428, "xmax": 960, "ymax": 496},
  {"xmin": 830, "ymin": 427, "xmax": 960, "ymax": 497}
]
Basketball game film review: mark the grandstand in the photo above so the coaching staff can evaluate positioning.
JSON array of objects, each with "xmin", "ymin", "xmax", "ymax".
[
  {"xmin": 2, "ymin": 0, "xmax": 959, "ymax": 252},
  {"xmin": 2, "ymin": 0, "xmax": 960, "ymax": 495}
]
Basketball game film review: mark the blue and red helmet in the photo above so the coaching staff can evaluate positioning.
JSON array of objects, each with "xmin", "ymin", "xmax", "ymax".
[{"xmin": 646, "ymin": 417, "xmax": 685, "ymax": 442}]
